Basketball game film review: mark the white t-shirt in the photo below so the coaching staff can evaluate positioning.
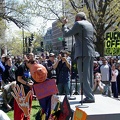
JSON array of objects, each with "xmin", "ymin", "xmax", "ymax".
[
  {"xmin": 0, "ymin": 110, "xmax": 10, "ymax": 120},
  {"xmin": 111, "ymin": 69, "xmax": 118, "ymax": 82},
  {"xmin": 100, "ymin": 64, "xmax": 110, "ymax": 81}
]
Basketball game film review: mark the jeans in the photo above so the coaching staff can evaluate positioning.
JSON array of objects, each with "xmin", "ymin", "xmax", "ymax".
[
  {"xmin": 111, "ymin": 82, "xmax": 118, "ymax": 98},
  {"xmin": 57, "ymin": 81, "xmax": 70, "ymax": 95},
  {"xmin": 102, "ymin": 81, "xmax": 112, "ymax": 97}
]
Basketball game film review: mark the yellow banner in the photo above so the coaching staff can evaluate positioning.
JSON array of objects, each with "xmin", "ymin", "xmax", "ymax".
[{"xmin": 105, "ymin": 31, "xmax": 120, "ymax": 55}]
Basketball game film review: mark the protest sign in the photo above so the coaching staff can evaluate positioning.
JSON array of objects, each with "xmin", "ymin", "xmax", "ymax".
[
  {"xmin": 58, "ymin": 95, "xmax": 73, "ymax": 120},
  {"xmin": 105, "ymin": 31, "xmax": 120, "ymax": 55},
  {"xmin": 33, "ymin": 79, "xmax": 58, "ymax": 99},
  {"xmin": 11, "ymin": 84, "xmax": 33, "ymax": 117}
]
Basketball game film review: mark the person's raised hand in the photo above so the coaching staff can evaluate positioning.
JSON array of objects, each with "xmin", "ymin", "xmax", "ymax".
[{"xmin": 62, "ymin": 18, "xmax": 68, "ymax": 25}]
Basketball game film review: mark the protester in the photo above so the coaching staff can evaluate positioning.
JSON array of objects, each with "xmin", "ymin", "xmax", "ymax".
[
  {"xmin": 1, "ymin": 54, "xmax": 6, "ymax": 67},
  {"xmin": 0, "ymin": 60, "xmax": 5, "ymax": 90},
  {"xmin": 111, "ymin": 64, "xmax": 118, "ymax": 98},
  {"xmin": 38, "ymin": 53, "xmax": 48, "ymax": 65},
  {"xmin": 14, "ymin": 54, "xmax": 33, "ymax": 120},
  {"xmin": 93, "ymin": 61, "xmax": 100, "ymax": 75},
  {"xmin": 2, "ymin": 81, "xmax": 16, "ymax": 112},
  {"xmin": 43, "ymin": 53, "xmax": 56, "ymax": 79},
  {"xmin": 117, "ymin": 64, "xmax": 120, "ymax": 95},
  {"xmin": 93, "ymin": 72, "xmax": 107, "ymax": 95},
  {"xmin": 53, "ymin": 50, "xmax": 71, "ymax": 95},
  {"xmin": 28, "ymin": 53, "xmax": 35, "ymax": 62},
  {"xmin": 97, "ymin": 57, "xmax": 103, "ymax": 65},
  {"xmin": 2, "ymin": 56, "xmax": 17, "ymax": 84},
  {"xmin": 0, "ymin": 54, "xmax": 6, "ymax": 89},
  {"xmin": 99, "ymin": 57, "xmax": 112, "ymax": 97},
  {"xmin": 62, "ymin": 12, "xmax": 95, "ymax": 103},
  {"xmin": 14, "ymin": 56, "xmax": 23, "ymax": 68},
  {"xmin": 108, "ymin": 57, "xmax": 118, "ymax": 66}
]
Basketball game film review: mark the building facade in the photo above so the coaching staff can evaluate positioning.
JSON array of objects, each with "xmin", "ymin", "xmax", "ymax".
[
  {"xmin": 52, "ymin": 21, "xmax": 63, "ymax": 54},
  {"xmin": 44, "ymin": 27, "xmax": 53, "ymax": 52}
]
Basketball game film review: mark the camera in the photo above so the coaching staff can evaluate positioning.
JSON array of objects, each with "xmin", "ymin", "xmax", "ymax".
[
  {"xmin": 95, "ymin": 75, "xmax": 100, "ymax": 82},
  {"xmin": 96, "ymin": 76, "xmax": 99, "ymax": 79},
  {"xmin": 61, "ymin": 52, "xmax": 64, "ymax": 57}
]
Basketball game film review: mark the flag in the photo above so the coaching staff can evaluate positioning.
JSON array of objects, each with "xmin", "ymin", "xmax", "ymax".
[
  {"xmin": 58, "ymin": 95, "xmax": 73, "ymax": 120},
  {"xmin": 73, "ymin": 107, "xmax": 87, "ymax": 120}
]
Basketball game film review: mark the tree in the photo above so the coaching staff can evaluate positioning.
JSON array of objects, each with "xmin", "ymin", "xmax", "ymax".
[
  {"xmin": 32, "ymin": 32, "xmax": 44, "ymax": 54},
  {"xmin": 25, "ymin": 0, "xmax": 62, "ymax": 21},
  {"xmin": 0, "ymin": 0, "xmax": 31, "ymax": 55},
  {"xmin": 45, "ymin": 43, "xmax": 53, "ymax": 52},
  {"xmin": 0, "ymin": 0, "xmax": 32, "ymax": 28},
  {"xmin": 26, "ymin": 0, "xmax": 120, "ymax": 56},
  {"xmin": 69, "ymin": 0, "xmax": 120, "ymax": 56},
  {"xmin": 6, "ymin": 37, "xmax": 23, "ymax": 56},
  {"xmin": 1, "ymin": 0, "xmax": 119, "ymax": 56},
  {"xmin": 0, "ymin": 19, "xmax": 6, "ymax": 38}
]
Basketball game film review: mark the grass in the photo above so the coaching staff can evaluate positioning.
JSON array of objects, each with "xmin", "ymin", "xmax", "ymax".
[{"xmin": 7, "ymin": 100, "xmax": 40, "ymax": 120}]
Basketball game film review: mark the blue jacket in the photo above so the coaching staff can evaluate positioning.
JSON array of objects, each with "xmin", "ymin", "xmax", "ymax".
[
  {"xmin": 0, "ymin": 61, "xmax": 5, "ymax": 81},
  {"xmin": 0, "ymin": 61, "xmax": 5, "ymax": 73}
]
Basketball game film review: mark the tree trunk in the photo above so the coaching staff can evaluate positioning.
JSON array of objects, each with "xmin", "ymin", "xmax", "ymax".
[{"xmin": 94, "ymin": 36, "xmax": 105, "ymax": 57}]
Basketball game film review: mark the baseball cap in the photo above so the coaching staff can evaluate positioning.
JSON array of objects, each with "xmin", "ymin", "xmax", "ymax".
[
  {"xmin": 49, "ymin": 53, "xmax": 55, "ymax": 57},
  {"xmin": 76, "ymin": 12, "xmax": 87, "ymax": 20},
  {"xmin": 93, "ymin": 61, "xmax": 98, "ymax": 64}
]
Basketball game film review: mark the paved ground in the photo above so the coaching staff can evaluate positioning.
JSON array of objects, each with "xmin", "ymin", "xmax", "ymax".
[
  {"xmin": 59, "ymin": 95, "xmax": 120, "ymax": 120},
  {"xmin": 0, "ymin": 88, "xmax": 120, "ymax": 108}
]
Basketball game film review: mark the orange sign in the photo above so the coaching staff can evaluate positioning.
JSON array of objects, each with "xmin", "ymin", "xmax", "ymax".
[
  {"xmin": 11, "ymin": 84, "xmax": 33, "ymax": 117},
  {"xmin": 73, "ymin": 107, "xmax": 87, "ymax": 120}
]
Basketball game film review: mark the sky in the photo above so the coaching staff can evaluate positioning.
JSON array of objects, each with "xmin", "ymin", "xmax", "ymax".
[
  {"xmin": 29, "ymin": 17, "xmax": 54, "ymax": 33},
  {"xmin": 6, "ymin": 16, "xmax": 55, "ymax": 40}
]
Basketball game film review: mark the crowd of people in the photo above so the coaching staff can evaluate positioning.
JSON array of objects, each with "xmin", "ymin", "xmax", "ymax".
[
  {"xmin": 0, "ymin": 11, "xmax": 120, "ymax": 120},
  {"xmin": 0, "ymin": 51, "xmax": 120, "ymax": 119},
  {"xmin": 0, "ymin": 50, "xmax": 72, "ymax": 119},
  {"xmin": 93, "ymin": 56, "xmax": 120, "ymax": 98}
]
